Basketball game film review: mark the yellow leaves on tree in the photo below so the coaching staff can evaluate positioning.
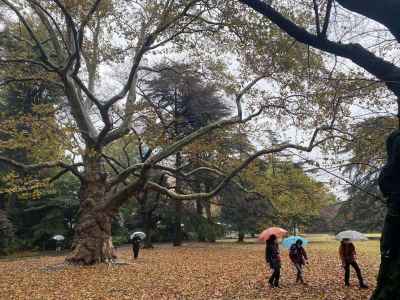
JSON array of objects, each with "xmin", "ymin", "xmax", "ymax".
[{"xmin": 0, "ymin": 104, "xmax": 74, "ymax": 199}]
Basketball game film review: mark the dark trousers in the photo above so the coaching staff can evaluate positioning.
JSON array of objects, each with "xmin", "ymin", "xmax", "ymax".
[
  {"xmin": 268, "ymin": 263, "xmax": 281, "ymax": 287},
  {"xmin": 344, "ymin": 261, "xmax": 364, "ymax": 286},
  {"xmin": 132, "ymin": 246, "xmax": 140, "ymax": 259},
  {"xmin": 294, "ymin": 263, "xmax": 304, "ymax": 283}
]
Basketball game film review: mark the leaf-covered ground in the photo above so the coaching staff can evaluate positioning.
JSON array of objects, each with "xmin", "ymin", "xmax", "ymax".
[{"xmin": 0, "ymin": 238, "xmax": 380, "ymax": 299}]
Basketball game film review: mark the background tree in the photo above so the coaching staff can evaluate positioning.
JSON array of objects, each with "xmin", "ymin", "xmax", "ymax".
[
  {"xmin": 335, "ymin": 116, "xmax": 396, "ymax": 232},
  {"xmin": 219, "ymin": 182, "xmax": 272, "ymax": 242},
  {"xmin": 141, "ymin": 62, "xmax": 230, "ymax": 246}
]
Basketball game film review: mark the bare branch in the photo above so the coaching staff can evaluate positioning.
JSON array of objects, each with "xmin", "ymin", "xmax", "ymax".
[
  {"xmin": 146, "ymin": 125, "xmax": 336, "ymax": 201},
  {"xmin": 30, "ymin": 0, "xmax": 68, "ymax": 59},
  {"xmin": 312, "ymin": 0, "xmax": 321, "ymax": 35},
  {"xmin": 52, "ymin": 0, "xmax": 80, "ymax": 74},
  {"xmin": 321, "ymin": 0, "xmax": 333, "ymax": 37},
  {"xmin": 0, "ymin": 155, "xmax": 83, "ymax": 180},
  {"xmin": 72, "ymin": 75, "xmax": 103, "ymax": 110},
  {"xmin": 235, "ymin": 74, "xmax": 268, "ymax": 119},
  {"xmin": 1, "ymin": 0, "xmax": 58, "ymax": 70},
  {"xmin": 108, "ymin": 163, "xmax": 145, "ymax": 187},
  {"xmin": 239, "ymin": 0, "xmax": 400, "ymax": 98}
]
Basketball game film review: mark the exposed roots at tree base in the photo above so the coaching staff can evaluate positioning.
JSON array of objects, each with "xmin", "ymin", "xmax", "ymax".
[{"xmin": 66, "ymin": 237, "xmax": 117, "ymax": 265}]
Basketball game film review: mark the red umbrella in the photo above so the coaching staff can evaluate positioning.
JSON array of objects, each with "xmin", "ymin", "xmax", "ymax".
[{"xmin": 258, "ymin": 227, "xmax": 288, "ymax": 241}]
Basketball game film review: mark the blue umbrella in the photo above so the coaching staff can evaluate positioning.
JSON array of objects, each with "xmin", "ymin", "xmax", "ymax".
[{"xmin": 282, "ymin": 236, "xmax": 309, "ymax": 249}]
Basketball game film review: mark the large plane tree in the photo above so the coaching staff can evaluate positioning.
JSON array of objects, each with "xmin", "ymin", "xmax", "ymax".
[{"xmin": 0, "ymin": 0, "xmax": 368, "ymax": 265}]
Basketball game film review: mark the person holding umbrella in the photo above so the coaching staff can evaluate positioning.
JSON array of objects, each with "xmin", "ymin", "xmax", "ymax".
[
  {"xmin": 265, "ymin": 234, "xmax": 281, "ymax": 288},
  {"xmin": 52, "ymin": 235, "xmax": 65, "ymax": 252},
  {"xmin": 130, "ymin": 232, "xmax": 146, "ymax": 259},
  {"xmin": 339, "ymin": 238, "xmax": 368, "ymax": 289},
  {"xmin": 289, "ymin": 239, "xmax": 308, "ymax": 284},
  {"xmin": 259, "ymin": 227, "xmax": 287, "ymax": 288}
]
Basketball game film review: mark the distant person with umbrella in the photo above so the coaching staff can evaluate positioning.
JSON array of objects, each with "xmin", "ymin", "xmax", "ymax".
[
  {"xmin": 339, "ymin": 238, "xmax": 368, "ymax": 289},
  {"xmin": 289, "ymin": 239, "xmax": 308, "ymax": 284},
  {"xmin": 52, "ymin": 235, "xmax": 65, "ymax": 252},
  {"xmin": 130, "ymin": 232, "xmax": 145, "ymax": 259}
]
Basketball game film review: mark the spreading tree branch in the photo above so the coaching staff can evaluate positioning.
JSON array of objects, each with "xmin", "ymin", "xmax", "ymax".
[
  {"xmin": 239, "ymin": 0, "xmax": 400, "ymax": 98},
  {"xmin": 145, "ymin": 125, "xmax": 336, "ymax": 201},
  {"xmin": 0, "ymin": 156, "xmax": 83, "ymax": 180}
]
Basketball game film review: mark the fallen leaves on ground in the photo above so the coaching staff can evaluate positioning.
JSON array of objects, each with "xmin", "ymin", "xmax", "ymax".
[{"xmin": 0, "ymin": 241, "xmax": 379, "ymax": 299}]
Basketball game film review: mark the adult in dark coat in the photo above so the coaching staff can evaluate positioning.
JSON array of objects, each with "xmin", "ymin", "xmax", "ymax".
[
  {"xmin": 266, "ymin": 234, "xmax": 281, "ymax": 288},
  {"xmin": 339, "ymin": 238, "xmax": 368, "ymax": 288},
  {"xmin": 131, "ymin": 236, "xmax": 141, "ymax": 259},
  {"xmin": 289, "ymin": 239, "xmax": 308, "ymax": 284}
]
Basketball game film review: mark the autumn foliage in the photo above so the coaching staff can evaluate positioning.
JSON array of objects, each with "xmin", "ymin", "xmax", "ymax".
[{"xmin": 0, "ymin": 240, "xmax": 378, "ymax": 299}]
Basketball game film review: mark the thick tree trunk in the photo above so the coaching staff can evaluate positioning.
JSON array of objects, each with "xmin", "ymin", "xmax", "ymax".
[
  {"xmin": 66, "ymin": 154, "xmax": 117, "ymax": 265},
  {"xmin": 371, "ymin": 207, "xmax": 400, "ymax": 300},
  {"xmin": 66, "ymin": 210, "xmax": 116, "ymax": 264}
]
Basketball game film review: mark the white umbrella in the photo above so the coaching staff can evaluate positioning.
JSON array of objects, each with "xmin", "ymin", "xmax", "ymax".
[
  {"xmin": 336, "ymin": 230, "xmax": 368, "ymax": 241},
  {"xmin": 52, "ymin": 235, "xmax": 65, "ymax": 241},
  {"xmin": 130, "ymin": 231, "xmax": 146, "ymax": 240}
]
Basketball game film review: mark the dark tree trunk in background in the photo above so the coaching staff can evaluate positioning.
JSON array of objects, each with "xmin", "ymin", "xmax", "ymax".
[
  {"xmin": 0, "ymin": 208, "xmax": 14, "ymax": 255},
  {"xmin": 143, "ymin": 210, "xmax": 154, "ymax": 249},
  {"xmin": 137, "ymin": 191, "xmax": 154, "ymax": 249},
  {"xmin": 196, "ymin": 199, "xmax": 203, "ymax": 216},
  {"xmin": 173, "ymin": 200, "xmax": 183, "ymax": 246},
  {"xmin": 196, "ymin": 199, "xmax": 206, "ymax": 242},
  {"xmin": 173, "ymin": 152, "xmax": 183, "ymax": 246},
  {"xmin": 205, "ymin": 200, "xmax": 216, "ymax": 243},
  {"xmin": 143, "ymin": 229, "xmax": 154, "ymax": 248},
  {"xmin": 238, "ymin": 231, "xmax": 245, "ymax": 243}
]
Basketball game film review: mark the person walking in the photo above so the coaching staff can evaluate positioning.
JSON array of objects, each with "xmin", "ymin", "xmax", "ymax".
[
  {"xmin": 339, "ymin": 238, "xmax": 368, "ymax": 288},
  {"xmin": 266, "ymin": 234, "xmax": 281, "ymax": 288},
  {"xmin": 289, "ymin": 239, "xmax": 308, "ymax": 284},
  {"xmin": 131, "ymin": 236, "xmax": 141, "ymax": 259}
]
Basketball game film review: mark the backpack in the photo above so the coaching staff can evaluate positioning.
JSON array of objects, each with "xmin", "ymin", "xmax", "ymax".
[{"xmin": 289, "ymin": 244, "xmax": 299, "ymax": 259}]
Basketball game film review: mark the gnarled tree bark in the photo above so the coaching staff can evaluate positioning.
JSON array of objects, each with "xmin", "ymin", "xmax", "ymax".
[{"xmin": 66, "ymin": 153, "xmax": 117, "ymax": 264}]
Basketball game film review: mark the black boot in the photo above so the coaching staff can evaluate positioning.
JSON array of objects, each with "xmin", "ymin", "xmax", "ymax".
[
  {"xmin": 268, "ymin": 278, "xmax": 274, "ymax": 288},
  {"xmin": 360, "ymin": 283, "xmax": 369, "ymax": 289}
]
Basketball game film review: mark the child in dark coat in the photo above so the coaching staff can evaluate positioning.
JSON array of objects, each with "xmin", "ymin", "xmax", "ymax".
[
  {"xmin": 266, "ymin": 234, "xmax": 281, "ymax": 288},
  {"xmin": 289, "ymin": 239, "xmax": 308, "ymax": 284},
  {"xmin": 339, "ymin": 238, "xmax": 368, "ymax": 288}
]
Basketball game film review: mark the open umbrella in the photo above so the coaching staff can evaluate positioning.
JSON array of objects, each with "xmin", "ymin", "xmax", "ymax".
[
  {"xmin": 282, "ymin": 236, "xmax": 309, "ymax": 249},
  {"xmin": 52, "ymin": 235, "xmax": 65, "ymax": 241},
  {"xmin": 258, "ymin": 227, "xmax": 287, "ymax": 241},
  {"xmin": 130, "ymin": 231, "xmax": 146, "ymax": 240},
  {"xmin": 336, "ymin": 230, "xmax": 368, "ymax": 241}
]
